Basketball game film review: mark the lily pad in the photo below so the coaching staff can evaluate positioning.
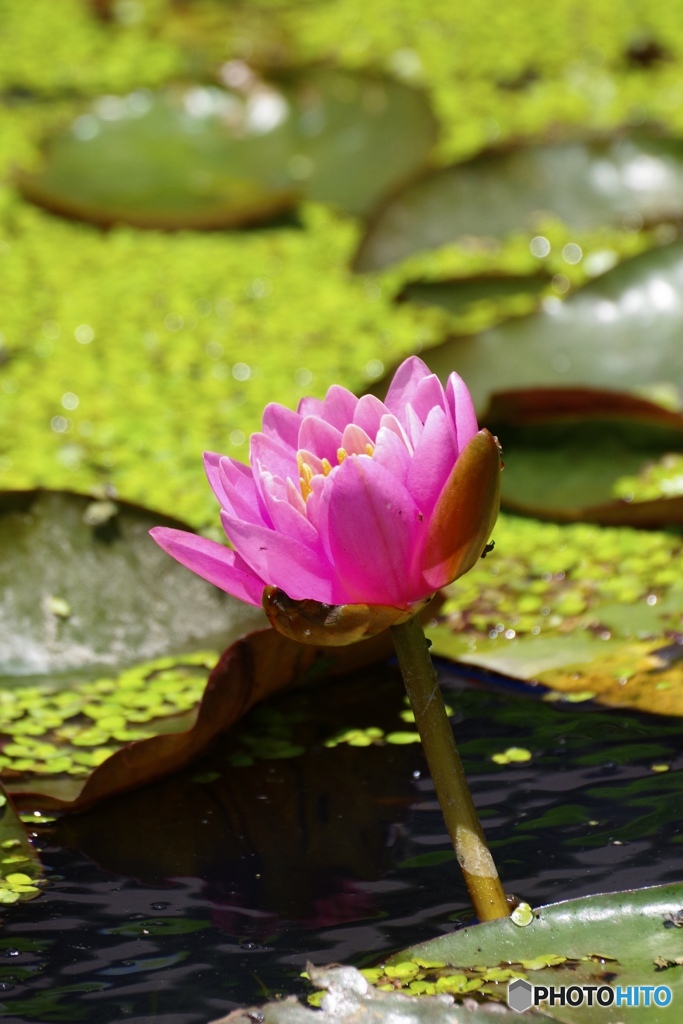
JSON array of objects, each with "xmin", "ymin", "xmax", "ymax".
[
  {"xmin": 420, "ymin": 237, "xmax": 683, "ymax": 414},
  {"xmin": 223, "ymin": 964, "xmax": 540, "ymax": 1024},
  {"xmin": 427, "ymin": 512, "xmax": 683, "ymax": 716},
  {"xmin": 378, "ymin": 883, "xmax": 683, "ymax": 1023},
  {"xmin": 0, "ymin": 489, "xmax": 264, "ymax": 676},
  {"xmin": 486, "ymin": 388, "xmax": 683, "ymax": 524},
  {"xmin": 0, "ymin": 486, "xmax": 442, "ymax": 810},
  {"xmin": 4, "ymin": 621, "xmax": 408, "ymax": 811},
  {"xmin": 398, "ymin": 272, "xmax": 550, "ymax": 318},
  {"xmin": 48, "ymin": 663, "xmax": 421, "ymax": 906},
  {"xmin": 355, "ymin": 133, "xmax": 683, "ymax": 270},
  {"xmin": 18, "ymin": 68, "xmax": 436, "ymax": 228},
  {"xmin": 18, "ymin": 85, "xmax": 297, "ymax": 230}
]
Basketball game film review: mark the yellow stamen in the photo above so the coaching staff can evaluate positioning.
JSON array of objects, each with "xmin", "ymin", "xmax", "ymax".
[
  {"xmin": 297, "ymin": 453, "xmax": 314, "ymax": 501},
  {"xmin": 297, "ymin": 442, "xmax": 375, "ymax": 501}
]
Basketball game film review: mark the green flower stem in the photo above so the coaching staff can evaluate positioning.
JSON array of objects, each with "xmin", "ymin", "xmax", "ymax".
[{"xmin": 391, "ymin": 614, "xmax": 509, "ymax": 922}]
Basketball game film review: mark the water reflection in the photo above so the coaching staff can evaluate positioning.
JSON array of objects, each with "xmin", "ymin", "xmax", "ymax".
[{"xmin": 1, "ymin": 663, "xmax": 681, "ymax": 1021}]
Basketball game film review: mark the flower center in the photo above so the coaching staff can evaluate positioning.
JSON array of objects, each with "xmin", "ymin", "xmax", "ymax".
[{"xmin": 297, "ymin": 443, "xmax": 375, "ymax": 500}]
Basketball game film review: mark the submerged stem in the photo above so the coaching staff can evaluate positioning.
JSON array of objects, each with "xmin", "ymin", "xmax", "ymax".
[{"xmin": 390, "ymin": 614, "xmax": 509, "ymax": 922}]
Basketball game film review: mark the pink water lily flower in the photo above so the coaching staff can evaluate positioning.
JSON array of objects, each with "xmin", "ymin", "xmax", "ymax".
[{"xmin": 150, "ymin": 357, "xmax": 501, "ymax": 644}]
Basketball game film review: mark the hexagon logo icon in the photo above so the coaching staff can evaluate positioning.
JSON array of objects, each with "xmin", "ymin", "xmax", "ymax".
[{"xmin": 508, "ymin": 978, "xmax": 533, "ymax": 1013}]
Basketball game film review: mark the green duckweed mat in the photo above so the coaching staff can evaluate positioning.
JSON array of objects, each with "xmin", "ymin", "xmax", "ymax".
[{"xmin": 3, "ymin": 0, "xmax": 683, "ymax": 526}]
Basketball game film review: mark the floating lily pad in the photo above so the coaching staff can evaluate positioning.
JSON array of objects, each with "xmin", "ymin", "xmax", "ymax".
[
  {"xmin": 0, "ymin": 489, "xmax": 264, "ymax": 677},
  {"xmin": 355, "ymin": 133, "xmax": 683, "ymax": 270},
  {"xmin": 18, "ymin": 69, "xmax": 436, "ymax": 228},
  {"xmin": 398, "ymin": 272, "xmax": 550, "ymax": 318},
  {"xmin": 233, "ymin": 964, "xmax": 538, "ymax": 1024},
  {"xmin": 419, "ymin": 238, "xmax": 683, "ymax": 414},
  {"xmin": 381, "ymin": 883, "xmax": 683, "ymax": 1023},
  {"xmin": 49, "ymin": 664, "xmax": 419, "ymax": 905},
  {"xmin": 486, "ymin": 389, "xmax": 683, "ymax": 524},
  {"xmin": 1, "ymin": 485, "xmax": 441, "ymax": 810},
  {"xmin": 5, "ymin": 620, "xmax": 411, "ymax": 811},
  {"xmin": 427, "ymin": 512, "xmax": 683, "ymax": 716},
  {"xmin": 536, "ymin": 637, "xmax": 683, "ymax": 716},
  {"xmin": 18, "ymin": 86, "xmax": 297, "ymax": 230}
]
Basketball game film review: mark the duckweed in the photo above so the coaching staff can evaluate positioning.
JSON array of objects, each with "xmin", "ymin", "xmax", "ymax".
[
  {"xmin": 613, "ymin": 454, "xmax": 683, "ymax": 502},
  {"xmin": 511, "ymin": 903, "xmax": 534, "ymax": 927},
  {"xmin": 226, "ymin": 704, "xmax": 309, "ymax": 767},
  {"xmin": 440, "ymin": 514, "xmax": 683, "ymax": 642},
  {"xmin": 324, "ymin": 726, "xmax": 385, "ymax": 749},
  {"xmin": 4, "ymin": 0, "xmax": 683, "ymax": 530},
  {"xmin": 0, "ymin": 652, "xmax": 217, "ymax": 778},
  {"xmin": 491, "ymin": 747, "xmax": 532, "ymax": 765},
  {"xmin": 351, "ymin": 953, "xmax": 589, "ymax": 1002}
]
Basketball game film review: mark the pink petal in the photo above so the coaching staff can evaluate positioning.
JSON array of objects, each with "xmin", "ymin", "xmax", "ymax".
[
  {"xmin": 262, "ymin": 402, "xmax": 301, "ymax": 450},
  {"xmin": 149, "ymin": 527, "xmax": 264, "ymax": 607},
  {"xmin": 326, "ymin": 455, "xmax": 423, "ymax": 606},
  {"xmin": 221, "ymin": 511, "xmax": 339, "ymax": 603},
  {"xmin": 298, "ymin": 395, "xmax": 324, "ymax": 417},
  {"xmin": 298, "ymin": 416, "xmax": 343, "ymax": 462},
  {"xmin": 259, "ymin": 471, "xmax": 323, "ymax": 550},
  {"xmin": 446, "ymin": 372, "xmax": 479, "ymax": 453},
  {"xmin": 250, "ymin": 432, "xmax": 298, "ymax": 489},
  {"xmin": 379, "ymin": 412, "xmax": 411, "ymax": 450},
  {"xmin": 340, "ymin": 423, "xmax": 374, "ymax": 456},
  {"xmin": 372, "ymin": 425, "xmax": 412, "ymax": 484},
  {"xmin": 404, "ymin": 403, "xmax": 425, "ymax": 449},
  {"xmin": 218, "ymin": 456, "xmax": 270, "ymax": 527},
  {"xmin": 286, "ymin": 476, "xmax": 307, "ymax": 517},
  {"xmin": 321, "ymin": 385, "xmax": 359, "ymax": 431},
  {"xmin": 406, "ymin": 406, "xmax": 457, "ymax": 518},
  {"xmin": 353, "ymin": 394, "xmax": 389, "ymax": 440},
  {"xmin": 410, "ymin": 373, "xmax": 448, "ymax": 425},
  {"xmin": 296, "ymin": 448, "xmax": 325, "ymax": 477},
  {"xmin": 384, "ymin": 356, "xmax": 432, "ymax": 425},
  {"xmin": 305, "ymin": 472, "xmax": 336, "ymax": 565},
  {"xmin": 204, "ymin": 451, "xmax": 232, "ymax": 508}
]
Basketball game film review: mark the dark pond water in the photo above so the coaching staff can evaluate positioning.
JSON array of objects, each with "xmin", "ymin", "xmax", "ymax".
[{"xmin": 1, "ymin": 660, "xmax": 682, "ymax": 1024}]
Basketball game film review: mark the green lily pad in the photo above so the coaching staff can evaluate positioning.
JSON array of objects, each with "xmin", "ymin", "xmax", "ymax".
[
  {"xmin": 0, "ymin": 489, "xmax": 264, "ymax": 676},
  {"xmin": 0, "ymin": 486, "xmax": 441, "ymax": 810},
  {"xmin": 486, "ymin": 388, "xmax": 683, "ymax": 524},
  {"xmin": 18, "ymin": 85, "xmax": 297, "ymax": 230},
  {"xmin": 48, "ymin": 663, "xmax": 421, "ymax": 902},
  {"xmin": 421, "ymin": 237, "xmax": 683, "ymax": 414},
  {"xmin": 239, "ymin": 964, "xmax": 542, "ymax": 1023},
  {"xmin": 4, "ymin": 617, "xmax": 414, "ymax": 811},
  {"xmin": 398, "ymin": 272, "xmax": 550, "ymax": 318},
  {"xmin": 355, "ymin": 133, "xmax": 683, "ymax": 271},
  {"xmin": 428, "ymin": 511, "xmax": 683, "ymax": 716},
  {"xmin": 379, "ymin": 883, "xmax": 683, "ymax": 1023},
  {"xmin": 18, "ymin": 68, "xmax": 436, "ymax": 228}
]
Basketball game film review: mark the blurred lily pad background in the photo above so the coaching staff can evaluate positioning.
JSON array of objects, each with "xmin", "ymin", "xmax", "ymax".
[
  {"xmin": 2, "ymin": 0, "xmax": 683, "ymax": 526},
  {"xmin": 2, "ymin": 0, "xmax": 683, "ymax": 1017}
]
